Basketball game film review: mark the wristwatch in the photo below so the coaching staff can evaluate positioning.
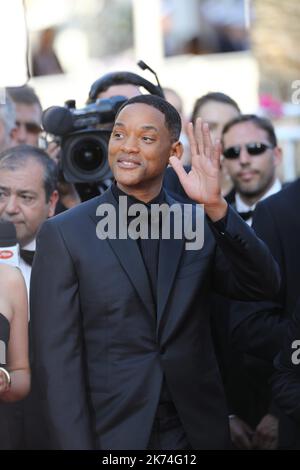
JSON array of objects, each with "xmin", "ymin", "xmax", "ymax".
[{"xmin": 0, "ymin": 367, "xmax": 11, "ymax": 388}]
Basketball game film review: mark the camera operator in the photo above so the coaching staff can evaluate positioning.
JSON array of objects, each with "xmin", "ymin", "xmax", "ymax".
[{"xmin": 93, "ymin": 81, "xmax": 141, "ymax": 101}]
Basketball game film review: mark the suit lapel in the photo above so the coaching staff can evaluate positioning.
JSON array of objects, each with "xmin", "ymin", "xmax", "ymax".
[{"xmin": 88, "ymin": 188, "xmax": 154, "ymax": 317}]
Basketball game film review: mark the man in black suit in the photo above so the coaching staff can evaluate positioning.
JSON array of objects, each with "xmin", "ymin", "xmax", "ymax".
[
  {"xmin": 30, "ymin": 94, "xmax": 279, "ymax": 450},
  {"xmin": 171, "ymin": 113, "xmax": 283, "ymax": 449},
  {"xmin": 230, "ymin": 179, "xmax": 300, "ymax": 448},
  {"xmin": 272, "ymin": 301, "xmax": 300, "ymax": 449},
  {"xmin": 218, "ymin": 114, "xmax": 283, "ymax": 449}
]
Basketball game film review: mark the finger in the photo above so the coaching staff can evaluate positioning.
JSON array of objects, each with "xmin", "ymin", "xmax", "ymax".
[
  {"xmin": 212, "ymin": 140, "xmax": 222, "ymax": 168},
  {"xmin": 194, "ymin": 117, "xmax": 204, "ymax": 156},
  {"xmin": 252, "ymin": 431, "xmax": 260, "ymax": 449},
  {"xmin": 260, "ymin": 433, "xmax": 271, "ymax": 449},
  {"xmin": 186, "ymin": 122, "xmax": 198, "ymax": 159},
  {"xmin": 202, "ymin": 122, "xmax": 213, "ymax": 158},
  {"xmin": 252, "ymin": 430, "xmax": 265, "ymax": 449},
  {"xmin": 240, "ymin": 435, "xmax": 253, "ymax": 450},
  {"xmin": 169, "ymin": 156, "xmax": 189, "ymax": 186},
  {"xmin": 234, "ymin": 433, "xmax": 252, "ymax": 450}
]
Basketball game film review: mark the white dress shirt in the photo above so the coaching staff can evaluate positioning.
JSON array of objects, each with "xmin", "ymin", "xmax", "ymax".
[{"xmin": 235, "ymin": 179, "xmax": 282, "ymax": 226}]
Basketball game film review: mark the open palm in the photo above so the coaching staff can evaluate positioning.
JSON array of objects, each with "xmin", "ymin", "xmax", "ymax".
[{"xmin": 170, "ymin": 118, "xmax": 222, "ymax": 205}]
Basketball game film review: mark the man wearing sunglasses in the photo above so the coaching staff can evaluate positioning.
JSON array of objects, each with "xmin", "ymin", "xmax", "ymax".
[
  {"xmin": 222, "ymin": 114, "xmax": 282, "ymax": 226},
  {"xmin": 7, "ymin": 86, "xmax": 42, "ymax": 147},
  {"xmin": 219, "ymin": 115, "xmax": 283, "ymax": 450},
  {"xmin": 230, "ymin": 155, "xmax": 300, "ymax": 449}
]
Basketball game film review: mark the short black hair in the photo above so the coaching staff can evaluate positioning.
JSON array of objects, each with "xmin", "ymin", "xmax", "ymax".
[
  {"xmin": 222, "ymin": 114, "xmax": 277, "ymax": 147},
  {"xmin": 0, "ymin": 145, "xmax": 57, "ymax": 202},
  {"xmin": 191, "ymin": 92, "xmax": 240, "ymax": 125},
  {"xmin": 115, "ymin": 94, "xmax": 182, "ymax": 142},
  {"xmin": 7, "ymin": 85, "xmax": 42, "ymax": 111}
]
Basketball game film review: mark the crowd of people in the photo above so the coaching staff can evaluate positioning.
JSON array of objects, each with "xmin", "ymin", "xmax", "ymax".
[{"xmin": 0, "ymin": 72, "xmax": 299, "ymax": 451}]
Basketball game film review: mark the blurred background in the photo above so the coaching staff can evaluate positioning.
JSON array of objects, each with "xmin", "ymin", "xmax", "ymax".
[{"xmin": 1, "ymin": 0, "xmax": 300, "ymax": 180}]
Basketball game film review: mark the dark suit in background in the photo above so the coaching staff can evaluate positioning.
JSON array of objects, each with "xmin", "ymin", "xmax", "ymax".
[
  {"xmin": 272, "ymin": 299, "xmax": 300, "ymax": 450},
  {"xmin": 230, "ymin": 179, "xmax": 300, "ymax": 448}
]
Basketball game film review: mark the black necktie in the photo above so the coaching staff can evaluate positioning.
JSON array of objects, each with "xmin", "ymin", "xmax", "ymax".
[
  {"xmin": 20, "ymin": 249, "xmax": 35, "ymax": 266},
  {"xmin": 238, "ymin": 210, "xmax": 254, "ymax": 221}
]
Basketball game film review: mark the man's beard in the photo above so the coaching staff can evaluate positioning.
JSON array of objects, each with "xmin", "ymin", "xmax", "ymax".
[{"xmin": 235, "ymin": 173, "xmax": 275, "ymax": 200}]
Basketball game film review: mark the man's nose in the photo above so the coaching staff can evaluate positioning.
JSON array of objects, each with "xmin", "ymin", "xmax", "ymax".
[
  {"xmin": 5, "ymin": 196, "xmax": 20, "ymax": 214},
  {"xmin": 16, "ymin": 124, "xmax": 27, "ymax": 144},
  {"xmin": 239, "ymin": 146, "xmax": 252, "ymax": 165},
  {"xmin": 120, "ymin": 136, "xmax": 139, "ymax": 153}
]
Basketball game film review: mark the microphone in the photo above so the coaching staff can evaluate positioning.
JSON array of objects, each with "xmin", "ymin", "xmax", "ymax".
[
  {"xmin": 0, "ymin": 221, "xmax": 20, "ymax": 267},
  {"xmin": 137, "ymin": 60, "xmax": 164, "ymax": 96},
  {"xmin": 42, "ymin": 106, "xmax": 74, "ymax": 136}
]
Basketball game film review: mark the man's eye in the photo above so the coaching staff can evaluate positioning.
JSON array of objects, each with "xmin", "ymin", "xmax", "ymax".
[
  {"xmin": 142, "ymin": 136, "xmax": 155, "ymax": 142},
  {"xmin": 22, "ymin": 195, "xmax": 34, "ymax": 202},
  {"xmin": 113, "ymin": 131, "xmax": 123, "ymax": 138}
]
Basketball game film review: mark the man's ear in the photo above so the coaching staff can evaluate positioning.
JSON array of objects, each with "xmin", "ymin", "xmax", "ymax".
[
  {"xmin": 170, "ymin": 141, "xmax": 183, "ymax": 160},
  {"xmin": 47, "ymin": 190, "xmax": 59, "ymax": 218}
]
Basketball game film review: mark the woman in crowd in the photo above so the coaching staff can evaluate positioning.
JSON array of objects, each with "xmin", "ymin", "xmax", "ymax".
[{"xmin": 0, "ymin": 262, "xmax": 30, "ymax": 449}]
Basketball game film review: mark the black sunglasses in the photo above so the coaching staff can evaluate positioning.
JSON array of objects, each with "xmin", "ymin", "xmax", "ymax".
[
  {"xmin": 16, "ymin": 121, "xmax": 42, "ymax": 134},
  {"xmin": 223, "ymin": 142, "xmax": 274, "ymax": 160}
]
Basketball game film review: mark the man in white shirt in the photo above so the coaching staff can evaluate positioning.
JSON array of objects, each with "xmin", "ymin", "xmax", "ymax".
[
  {"xmin": 222, "ymin": 114, "xmax": 282, "ymax": 226},
  {"xmin": 0, "ymin": 145, "xmax": 58, "ymax": 296},
  {"xmin": 0, "ymin": 144, "xmax": 58, "ymax": 449},
  {"xmin": 220, "ymin": 114, "xmax": 283, "ymax": 449}
]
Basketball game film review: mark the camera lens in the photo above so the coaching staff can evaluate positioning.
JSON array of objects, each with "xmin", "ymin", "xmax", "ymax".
[
  {"xmin": 72, "ymin": 138, "xmax": 104, "ymax": 172},
  {"xmin": 62, "ymin": 130, "xmax": 112, "ymax": 183}
]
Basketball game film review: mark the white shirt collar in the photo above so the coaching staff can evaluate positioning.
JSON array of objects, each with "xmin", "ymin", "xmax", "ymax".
[{"xmin": 22, "ymin": 239, "xmax": 36, "ymax": 251}]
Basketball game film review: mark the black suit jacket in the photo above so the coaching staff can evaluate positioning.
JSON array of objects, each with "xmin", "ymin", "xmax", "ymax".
[
  {"xmin": 30, "ymin": 188, "xmax": 279, "ymax": 450},
  {"xmin": 230, "ymin": 179, "xmax": 300, "ymax": 361},
  {"xmin": 272, "ymin": 299, "xmax": 300, "ymax": 450},
  {"xmin": 272, "ymin": 301, "xmax": 300, "ymax": 425},
  {"xmin": 228, "ymin": 180, "xmax": 300, "ymax": 447},
  {"xmin": 163, "ymin": 165, "xmax": 193, "ymax": 203}
]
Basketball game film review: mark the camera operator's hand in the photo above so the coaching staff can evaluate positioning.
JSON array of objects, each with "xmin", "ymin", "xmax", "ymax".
[
  {"xmin": 46, "ymin": 140, "xmax": 61, "ymax": 165},
  {"xmin": 57, "ymin": 179, "xmax": 81, "ymax": 209}
]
